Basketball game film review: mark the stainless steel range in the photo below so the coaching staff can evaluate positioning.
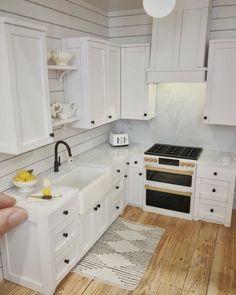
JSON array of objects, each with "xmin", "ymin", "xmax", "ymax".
[{"xmin": 143, "ymin": 144, "xmax": 203, "ymax": 219}]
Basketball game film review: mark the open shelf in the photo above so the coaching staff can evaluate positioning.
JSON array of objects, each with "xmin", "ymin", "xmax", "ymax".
[
  {"xmin": 47, "ymin": 65, "xmax": 78, "ymax": 81},
  {"xmin": 52, "ymin": 116, "xmax": 79, "ymax": 128}
]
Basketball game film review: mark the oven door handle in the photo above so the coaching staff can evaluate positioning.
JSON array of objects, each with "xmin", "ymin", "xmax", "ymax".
[
  {"xmin": 145, "ymin": 165, "xmax": 194, "ymax": 176},
  {"xmin": 145, "ymin": 185, "xmax": 192, "ymax": 197}
]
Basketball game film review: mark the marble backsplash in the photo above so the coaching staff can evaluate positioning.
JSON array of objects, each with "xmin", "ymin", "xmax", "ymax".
[{"xmin": 113, "ymin": 83, "xmax": 236, "ymax": 153}]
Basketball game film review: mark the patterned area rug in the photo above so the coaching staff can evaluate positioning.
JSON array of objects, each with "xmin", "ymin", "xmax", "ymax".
[{"xmin": 73, "ymin": 217, "xmax": 165, "ymax": 290}]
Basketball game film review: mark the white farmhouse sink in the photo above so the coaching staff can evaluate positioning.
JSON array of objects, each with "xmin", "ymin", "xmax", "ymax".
[{"xmin": 53, "ymin": 166, "xmax": 111, "ymax": 214}]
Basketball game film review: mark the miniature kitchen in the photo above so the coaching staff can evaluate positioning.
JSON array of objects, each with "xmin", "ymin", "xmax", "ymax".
[{"xmin": 0, "ymin": 0, "xmax": 235, "ymax": 294}]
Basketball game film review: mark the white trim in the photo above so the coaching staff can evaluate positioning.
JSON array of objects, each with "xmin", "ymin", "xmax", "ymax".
[
  {"xmin": 109, "ymin": 9, "xmax": 147, "ymax": 17},
  {"xmin": 0, "ymin": 17, "xmax": 47, "ymax": 31}
]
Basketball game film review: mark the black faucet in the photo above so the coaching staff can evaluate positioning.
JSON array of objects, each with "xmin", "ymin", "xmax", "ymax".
[{"xmin": 54, "ymin": 141, "xmax": 72, "ymax": 172}]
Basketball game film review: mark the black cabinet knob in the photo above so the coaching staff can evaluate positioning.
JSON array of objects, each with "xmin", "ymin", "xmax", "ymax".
[
  {"xmin": 63, "ymin": 233, "xmax": 68, "ymax": 238},
  {"xmin": 50, "ymin": 133, "xmax": 55, "ymax": 138},
  {"xmin": 63, "ymin": 210, "xmax": 69, "ymax": 215},
  {"xmin": 117, "ymin": 170, "xmax": 121, "ymax": 173},
  {"xmin": 94, "ymin": 207, "xmax": 98, "ymax": 211},
  {"xmin": 116, "ymin": 206, "xmax": 120, "ymax": 210},
  {"xmin": 116, "ymin": 186, "xmax": 119, "ymax": 190},
  {"xmin": 144, "ymin": 113, "xmax": 147, "ymax": 117},
  {"xmin": 210, "ymin": 208, "xmax": 214, "ymax": 213},
  {"xmin": 91, "ymin": 120, "xmax": 95, "ymax": 124},
  {"xmin": 124, "ymin": 175, "xmax": 128, "ymax": 178},
  {"xmin": 97, "ymin": 204, "xmax": 101, "ymax": 208},
  {"xmin": 134, "ymin": 161, "xmax": 138, "ymax": 164},
  {"xmin": 126, "ymin": 162, "xmax": 130, "ymax": 165},
  {"xmin": 214, "ymin": 172, "xmax": 218, "ymax": 176},
  {"xmin": 64, "ymin": 259, "xmax": 70, "ymax": 264},
  {"xmin": 203, "ymin": 116, "xmax": 208, "ymax": 120},
  {"xmin": 212, "ymin": 188, "xmax": 216, "ymax": 193},
  {"xmin": 139, "ymin": 173, "xmax": 142, "ymax": 176},
  {"xmin": 108, "ymin": 115, "xmax": 112, "ymax": 119}
]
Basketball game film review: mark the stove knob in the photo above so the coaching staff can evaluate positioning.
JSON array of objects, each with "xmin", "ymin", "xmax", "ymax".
[
  {"xmin": 153, "ymin": 158, "xmax": 158, "ymax": 163},
  {"xmin": 149, "ymin": 158, "xmax": 154, "ymax": 162},
  {"xmin": 186, "ymin": 163, "xmax": 191, "ymax": 167},
  {"xmin": 180, "ymin": 162, "xmax": 184, "ymax": 166},
  {"xmin": 144, "ymin": 157, "xmax": 149, "ymax": 161},
  {"xmin": 190, "ymin": 163, "xmax": 195, "ymax": 168}
]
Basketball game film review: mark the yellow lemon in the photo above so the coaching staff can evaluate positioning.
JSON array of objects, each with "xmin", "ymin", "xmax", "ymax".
[
  {"xmin": 14, "ymin": 176, "xmax": 21, "ymax": 182},
  {"xmin": 17, "ymin": 170, "xmax": 31, "ymax": 180}
]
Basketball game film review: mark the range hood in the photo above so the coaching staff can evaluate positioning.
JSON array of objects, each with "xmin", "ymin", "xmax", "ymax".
[{"xmin": 147, "ymin": 0, "xmax": 210, "ymax": 83}]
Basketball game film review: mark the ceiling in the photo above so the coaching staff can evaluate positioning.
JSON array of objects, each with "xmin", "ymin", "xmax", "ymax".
[{"xmin": 84, "ymin": 0, "xmax": 143, "ymax": 12}]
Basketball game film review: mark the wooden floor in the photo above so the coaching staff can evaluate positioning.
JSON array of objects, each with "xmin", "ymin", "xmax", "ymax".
[{"xmin": 1, "ymin": 206, "xmax": 236, "ymax": 295}]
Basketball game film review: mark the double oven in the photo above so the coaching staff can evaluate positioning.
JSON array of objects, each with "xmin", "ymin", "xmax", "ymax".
[{"xmin": 143, "ymin": 144, "xmax": 202, "ymax": 218}]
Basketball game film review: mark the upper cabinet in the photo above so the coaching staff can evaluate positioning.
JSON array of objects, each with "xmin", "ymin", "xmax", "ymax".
[
  {"xmin": 204, "ymin": 40, "xmax": 236, "ymax": 126},
  {"xmin": 147, "ymin": 0, "xmax": 211, "ymax": 83},
  {"xmin": 121, "ymin": 44, "xmax": 157, "ymax": 120},
  {"xmin": 62, "ymin": 38, "xmax": 120, "ymax": 129},
  {"xmin": 0, "ymin": 18, "xmax": 53, "ymax": 155}
]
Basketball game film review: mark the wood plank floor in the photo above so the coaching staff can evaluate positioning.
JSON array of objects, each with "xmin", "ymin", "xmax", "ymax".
[{"xmin": 0, "ymin": 206, "xmax": 236, "ymax": 295}]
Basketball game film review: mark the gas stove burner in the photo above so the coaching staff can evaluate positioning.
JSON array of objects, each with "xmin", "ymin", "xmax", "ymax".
[{"xmin": 145, "ymin": 144, "xmax": 203, "ymax": 160}]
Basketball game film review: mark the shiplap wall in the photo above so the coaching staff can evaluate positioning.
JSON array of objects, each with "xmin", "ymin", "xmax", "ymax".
[{"xmin": 0, "ymin": 0, "xmax": 110, "ymax": 280}]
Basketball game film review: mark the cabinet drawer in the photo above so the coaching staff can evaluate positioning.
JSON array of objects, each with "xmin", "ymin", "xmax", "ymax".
[
  {"xmin": 198, "ymin": 200, "xmax": 227, "ymax": 223},
  {"xmin": 112, "ymin": 178, "xmax": 124, "ymax": 196},
  {"xmin": 52, "ymin": 220, "xmax": 77, "ymax": 255},
  {"xmin": 55, "ymin": 242, "xmax": 78, "ymax": 284},
  {"xmin": 127, "ymin": 157, "xmax": 143, "ymax": 168},
  {"xmin": 197, "ymin": 165, "xmax": 235, "ymax": 181},
  {"xmin": 48, "ymin": 199, "xmax": 77, "ymax": 230},
  {"xmin": 199, "ymin": 179, "xmax": 229, "ymax": 202}
]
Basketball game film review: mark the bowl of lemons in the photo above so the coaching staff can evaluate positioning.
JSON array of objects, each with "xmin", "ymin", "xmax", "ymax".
[{"xmin": 12, "ymin": 170, "xmax": 38, "ymax": 193}]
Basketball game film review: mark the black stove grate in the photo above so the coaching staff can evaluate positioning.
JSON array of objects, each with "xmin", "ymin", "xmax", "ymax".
[{"xmin": 145, "ymin": 144, "xmax": 203, "ymax": 160}]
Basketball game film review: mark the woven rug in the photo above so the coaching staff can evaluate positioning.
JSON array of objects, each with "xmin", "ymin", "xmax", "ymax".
[{"xmin": 73, "ymin": 217, "xmax": 165, "ymax": 290}]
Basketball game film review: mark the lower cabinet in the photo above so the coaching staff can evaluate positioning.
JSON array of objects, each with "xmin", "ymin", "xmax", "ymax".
[
  {"xmin": 125, "ymin": 158, "xmax": 144, "ymax": 207},
  {"xmin": 194, "ymin": 163, "xmax": 236, "ymax": 227}
]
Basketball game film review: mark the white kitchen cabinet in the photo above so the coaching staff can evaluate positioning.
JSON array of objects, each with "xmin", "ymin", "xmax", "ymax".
[
  {"xmin": 0, "ymin": 18, "xmax": 53, "ymax": 154},
  {"xmin": 204, "ymin": 40, "xmax": 236, "ymax": 126},
  {"xmin": 148, "ymin": 0, "xmax": 210, "ymax": 82},
  {"xmin": 121, "ymin": 44, "xmax": 157, "ymax": 120},
  {"xmin": 1, "ymin": 188, "xmax": 79, "ymax": 295},
  {"xmin": 79, "ymin": 194, "xmax": 109, "ymax": 257},
  {"xmin": 125, "ymin": 158, "xmax": 144, "ymax": 207},
  {"xmin": 194, "ymin": 163, "xmax": 236, "ymax": 227},
  {"xmin": 62, "ymin": 37, "xmax": 120, "ymax": 129}
]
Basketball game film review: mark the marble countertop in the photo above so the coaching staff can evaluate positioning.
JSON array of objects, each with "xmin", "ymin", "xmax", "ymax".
[{"xmin": 198, "ymin": 149, "xmax": 236, "ymax": 168}]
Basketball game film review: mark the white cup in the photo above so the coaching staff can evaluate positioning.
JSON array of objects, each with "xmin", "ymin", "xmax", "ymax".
[
  {"xmin": 51, "ymin": 103, "xmax": 63, "ymax": 118},
  {"xmin": 57, "ymin": 102, "xmax": 77, "ymax": 120}
]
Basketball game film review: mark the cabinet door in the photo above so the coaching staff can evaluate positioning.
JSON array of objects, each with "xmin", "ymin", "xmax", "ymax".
[
  {"xmin": 78, "ymin": 209, "xmax": 95, "ymax": 256},
  {"xmin": 88, "ymin": 41, "xmax": 107, "ymax": 127},
  {"xmin": 95, "ymin": 195, "xmax": 109, "ymax": 239},
  {"xmin": 121, "ymin": 45, "xmax": 151, "ymax": 120},
  {"xmin": 204, "ymin": 41, "xmax": 236, "ymax": 126},
  {"xmin": 1, "ymin": 25, "xmax": 52, "ymax": 154},
  {"xmin": 127, "ymin": 167, "xmax": 143, "ymax": 207},
  {"xmin": 107, "ymin": 45, "xmax": 120, "ymax": 122}
]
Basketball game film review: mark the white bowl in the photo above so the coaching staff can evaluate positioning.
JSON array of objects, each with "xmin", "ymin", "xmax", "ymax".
[
  {"xmin": 12, "ymin": 179, "xmax": 38, "ymax": 193},
  {"xmin": 51, "ymin": 51, "xmax": 73, "ymax": 66}
]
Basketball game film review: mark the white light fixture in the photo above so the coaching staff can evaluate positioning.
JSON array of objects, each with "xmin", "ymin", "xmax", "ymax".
[{"xmin": 143, "ymin": 0, "xmax": 176, "ymax": 18}]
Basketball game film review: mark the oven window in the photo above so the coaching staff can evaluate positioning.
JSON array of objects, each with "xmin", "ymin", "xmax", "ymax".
[
  {"xmin": 146, "ymin": 189, "xmax": 191, "ymax": 213},
  {"xmin": 146, "ymin": 170, "xmax": 192, "ymax": 187}
]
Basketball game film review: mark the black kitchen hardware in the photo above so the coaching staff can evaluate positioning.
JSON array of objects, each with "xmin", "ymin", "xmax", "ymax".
[
  {"xmin": 204, "ymin": 116, "xmax": 208, "ymax": 120},
  {"xmin": 117, "ymin": 170, "xmax": 121, "ymax": 173},
  {"xmin": 50, "ymin": 133, "xmax": 55, "ymax": 137},
  {"xmin": 210, "ymin": 209, "xmax": 214, "ymax": 213},
  {"xmin": 124, "ymin": 175, "xmax": 128, "ymax": 178},
  {"xmin": 134, "ymin": 161, "xmax": 138, "ymax": 164},
  {"xmin": 108, "ymin": 115, "xmax": 112, "ymax": 119},
  {"xmin": 63, "ymin": 210, "xmax": 69, "ymax": 215},
  {"xmin": 212, "ymin": 189, "xmax": 216, "ymax": 193},
  {"xmin": 214, "ymin": 172, "xmax": 218, "ymax": 176},
  {"xmin": 126, "ymin": 162, "xmax": 130, "ymax": 165},
  {"xmin": 91, "ymin": 120, "xmax": 95, "ymax": 124},
  {"xmin": 97, "ymin": 204, "xmax": 101, "ymax": 208},
  {"xmin": 94, "ymin": 207, "xmax": 98, "ymax": 211},
  {"xmin": 64, "ymin": 259, "xmax": 70, "ymax": 264},
  {"xmin": 146, "ymin": 189, "xmax": 191, "ymax": 213},
  {"xmin": 139, "ymin": 173, "xmax": 142, "ymax": 176},
  {"xmin": 54, "ymin": 141, "xmax": 72, "ymax": 172},
  {"xmin": 116, "ymin": 206, "xmax": 120, "ymax": 210},
  {"xmin": 145, "ymin": 143, "xmax": 202, "ymax": 160},
  {"xmin": 116, "ymin": 186, "xmax": 119, "ymax": 190},
  {"xmin": 63, "ymin": 233, "xmax": 68, "ymax": 238},
  {"xmin": 144, "ymin": 113, "xmax": 147, "ymax": 117}
]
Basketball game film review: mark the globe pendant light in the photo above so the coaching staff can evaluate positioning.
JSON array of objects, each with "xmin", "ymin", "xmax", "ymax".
[{"xmin": 143, "ymin": 0, "xmax": 176, "ymax": 18}]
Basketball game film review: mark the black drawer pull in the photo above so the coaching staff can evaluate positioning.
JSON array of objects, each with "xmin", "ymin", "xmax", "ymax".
[
  {"xmin": 63, "ymin": 210, "xmax": 69, "ymax": 215},
  {"xmin": 50, "ymin": 133, "xmax": 55, "ymax": 138},
  {"xmin": 97, "ymin": 204, "xmax": 101, "ymax": 208},
  {"xmin": 116, "ymin": 186, "xmax": 119, "ymax": 190},
  {"xmin": 63, "ymin": 233, "xmax": 68, "ymax": 238},
  {"xmin": 144, "ymin": 113, "xmax": 147, "ymax": 117},
  {"xmin": 116, "ymin": 206, "xmax": 120, "ymax": 210},
  {"xmin": 64, "ymin": 259, "xmax": 70, "ymax": 264},
  {"xmin": 210, "ymin": 209, "xmax": 214, "ymax": 213},
  {"xmin": 134, "ymin": 161, "xmax": 138, "ymax": 164},
  {"xmin": 126, "ymin": 162, "xmax": 130, "ymax": 165},
  {"xmin": 212, "ymin": 189, "xmax": 216, "ymax": 193},
  {"xmin": 214, "ymin": 172, "xmax": 218, "ymax": 176},
  {"xmin": 203, "ymin": 116, "xmax": 207, "ymax": 120},
  {"xmin": 94, "ymin": 207, "xmax": 98, "ymax": 211},
  {"xmin": 139, "ymin": 173, "xmax": 142, "ymax": 176},
  {"xmin": 124, "ymin": 175, "xmax": 128, "ymax": 178},
  {"xmin": 108, "ymin": 115, "xmax": 112, "ymax": 119},
  {"xmin": 117, "ymin": 169, "xmax": 121, "ymax": 173},
  {"xmin": 91, "ymin": 120, "xmax": 95, "ymax": 124}
]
